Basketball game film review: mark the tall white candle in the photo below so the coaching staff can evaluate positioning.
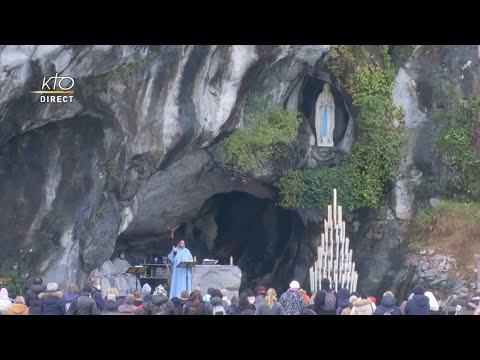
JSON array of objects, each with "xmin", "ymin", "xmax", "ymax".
[
  {"xmin": 327, "ymin": 205, "xmax": 332, "ymax": 228},
  {"xmin": 335, "ymin": 232, "xmax": 340, "ymax": 271},
  {"xmin": 333, "ymin": 188, "xmax": 337, "ymax": 226},
  {"xmin": 338, "ymin": 205, "xmax": 342, "ymax": 231},
  {"xmin": 310, "ymin": 268, "xmax": 313, "ymax": 291},
  {"xmin": 318, "ymin": 247, "xmax": 323, "ymax": 278}
]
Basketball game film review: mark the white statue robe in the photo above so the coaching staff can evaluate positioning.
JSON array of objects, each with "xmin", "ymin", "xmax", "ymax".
[{"xmin": 315, "ymin": 84, "xmax": 335, "ymax": 147}]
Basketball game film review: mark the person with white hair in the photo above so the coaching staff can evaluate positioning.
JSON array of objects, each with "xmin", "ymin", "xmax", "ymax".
[
  {"xmin": 279, "ymin": 280, "xmax": 305, "ymax": 315},
  {"xmin": 39, "ymin": 283, "xmax": 65, "ymax": 315}
]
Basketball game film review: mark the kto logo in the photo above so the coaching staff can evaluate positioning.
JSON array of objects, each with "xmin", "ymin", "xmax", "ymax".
[{"xmin": 31, "ymin": 73, "xmax": 75, "ymax": 103}]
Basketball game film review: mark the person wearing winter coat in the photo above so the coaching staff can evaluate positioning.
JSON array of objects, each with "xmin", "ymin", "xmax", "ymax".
[
  {"xmin": 25, "ymin": 277, "xmax": 47, "ymax": 315},
  {"xmin": 90, "ymin": 282, "xmax": 105, "ymax": 312},
  {"xmin": 351, "ymin": 289, "xmax": 376, "ymax": 315},
  {"xmin": 39, "ymin": 283, "xmax": 65, "ymax": 315},
  {"xmin": 211, "ymin": 296, "xmax": 226, "ymax": 315},
  {"xmin": 279, "ymin": 281, "xmax": 305, "ymax": 315},
  {"xmin": 255, "ymin": 286, "xmax": 267, "ymax": 306},
  {"xmin": 228, "ymin": 293, "xmax": 256, "ymax": 315},
  {"xmin": 183, "ymin": 290, "xmax": 210, "ymax": 315},
  {"xmin": 220, "ymin": 288, "xmax": 231, "ymax": 312},
  {"xmin": 63, "ymin": 284, "xmax": 80, "ymax": 313},
  {"xmin": 255, "ymin": 288, "xmax": 286, "ymax": 315},
  {"xmin": 8, "ymin": 296, "xmax": 29, "ymax": 315},
  {"xmin": 404, "ymin": 285, "xmax": 430, "ymax": 315},
  {"xmin": 336, "ymin": 288, "xmax": 350, "ymax": 315},
  {"xmin": 141, "ymin": 294, "xmax": 176, "ymax": 315},
  {"xmin": 118, "ymin": 294, "xmax": 137, "ymax": 314},
  {"xmin": 0, "ymin": 288, "xmax": 12, "ymax": 314},
  {"xmin": 341, "ymin": 295, "xmax": 357, "ymax": 315},
  {"xmin": 374, "ymin": 291, "xmax": 402, "ymax": 315},
  {"xmin": 313, "ymin": 278, "xmax": 337, "ymax": 315},
  {"xmin": 66, "ymin": 285, "xmax": 99, "ymax": 315},
  {"xmin": 103, "ymin": 293, "xmax": 120, "ymax": 313}
]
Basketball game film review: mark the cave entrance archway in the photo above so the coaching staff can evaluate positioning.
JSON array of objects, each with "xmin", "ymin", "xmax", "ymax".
[{"xmin": 183, "ymin": 191, "xmax": 298, "ymax": 292}]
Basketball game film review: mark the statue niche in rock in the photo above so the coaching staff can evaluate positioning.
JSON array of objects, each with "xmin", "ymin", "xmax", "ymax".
[{"xmin": 315, "ymin": 83, "xmax": 335, "ymax": 147}]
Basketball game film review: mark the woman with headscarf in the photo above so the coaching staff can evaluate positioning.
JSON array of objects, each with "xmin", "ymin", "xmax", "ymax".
[{"xmin": 255, "ymin": 288, "xmax": 285, "ymax": 315}]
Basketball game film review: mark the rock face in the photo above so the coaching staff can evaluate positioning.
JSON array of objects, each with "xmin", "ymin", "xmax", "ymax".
[
  {"xmin": 191, "ymin": 265, "xmax": 242, "ymax": 300},
  {"xmin": 0, "ymin": 45, "xmax": 334, "ymax": 289},
  {"xmin": 1, "ymin": 45, "xmax": 479, "ymax": 299}
]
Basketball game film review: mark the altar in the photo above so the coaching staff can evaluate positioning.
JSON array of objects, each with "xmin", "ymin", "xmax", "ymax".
[{"xmin": 191, "ymin": 265, "xmax": 242, "ymax": 300}]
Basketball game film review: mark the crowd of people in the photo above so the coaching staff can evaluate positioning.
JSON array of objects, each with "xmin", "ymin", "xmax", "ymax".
[{"xmin": 1, "ymin": 276, "xmax": 480, "ymax": 315}]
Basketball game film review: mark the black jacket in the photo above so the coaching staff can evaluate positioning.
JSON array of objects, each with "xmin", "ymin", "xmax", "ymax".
[
  {"xmin": 25, "ymin": 284, "xmax": 47, "ymax": 315},
  {"xmin": 314, "ymin": 288, "xmax": 337, "ymax": 315},
  {"xmin": 66, "ymin": 292, "xmax": 99, "ymax": 315},
  {"xmin": 142, "ymin": 295, "xmax": 176, "ymax": 315}
]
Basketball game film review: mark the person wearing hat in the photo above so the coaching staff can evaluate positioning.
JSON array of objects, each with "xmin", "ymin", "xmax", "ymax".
[
  {"xmin": 374, "ymin": 291, "xmax": 402, "ymax": 315},
  {"xmin": 279, "ymin": 280, "xmax": 305, "ymax": 315},
  {"xmin": 39, "ymin": 282, "xmax": 65, "ymax": 315},
  {"xmin": 255, "ymin": 285, "xmax": 267, "ymax": 306},
  {"xmin": 404, "ymin": 285, "xmax": 430, "ymax": 315}
]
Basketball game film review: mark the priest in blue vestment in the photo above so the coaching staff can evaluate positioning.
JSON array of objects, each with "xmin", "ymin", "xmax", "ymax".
[{"xmin": 167, "ymin": 239, "xmax": 194, "ymax": 299}]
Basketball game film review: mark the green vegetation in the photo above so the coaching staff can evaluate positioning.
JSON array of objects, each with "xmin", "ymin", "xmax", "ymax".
[
  {"xmin": 409, "ymin": 200, "xmax": 480, "ymax": 282},
  {"xmin": 104, "ymin": 58, "xmax": 151, "ymax": 82},
  {"xmin": 434, "ymin": 99, "xmax": 480, "ymax": 198},
  {"xmin": 105, "ymin": 152, "xmax": 119, "ymax": 177},
  {"xmin": 389, "ymin": 45, "xmax": 416, "ymax": 70},
  {"xmin": 90, "ymin": 58, "xmax": 152, "ymax": 92},
  {"xmin": 277, "ymin": 45, "xmax": 404, "ymax": 210},
  {"xmin": 221, "ymin": 106, "xmax": 301, "ymax": 173},
  {"xmin": 92, "ymin": 207, "xmax": 105, "ymax": 226},
  {"xmin": 2, "ymin": 268, "xmax": 27, "ymax": 297}
]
